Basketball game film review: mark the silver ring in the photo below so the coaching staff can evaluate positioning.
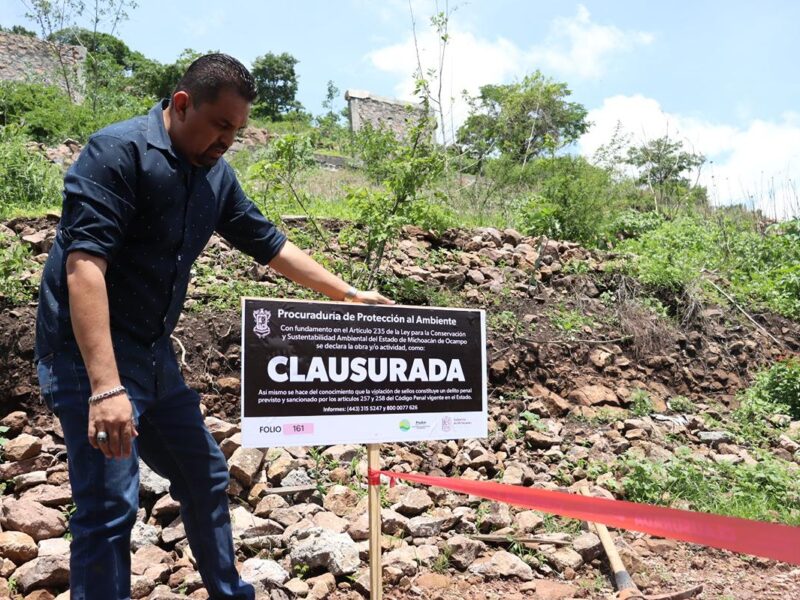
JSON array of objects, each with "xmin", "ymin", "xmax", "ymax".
[{"xmin": 96, "ymin": 431, "xmax": 109, "ymax": 444}]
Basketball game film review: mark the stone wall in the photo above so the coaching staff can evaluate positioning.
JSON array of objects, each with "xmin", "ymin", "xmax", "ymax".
[
  {"xmin": 345, "ymin": 89, "xmax": 426, "ymax": 139},
  {"xmin": 0, "ymin": 32, "xmax": 85, "ymax": 100}
]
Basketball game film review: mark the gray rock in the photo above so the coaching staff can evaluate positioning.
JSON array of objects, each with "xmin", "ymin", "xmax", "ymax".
[
  {"xmin": 393, "ymin": 488, "xmax": 433, "ymax": 517},
  {"xmin": 131, "ymin": 520, "xmax": 161, "ymax": 551},
  {"xmin": 321, "ymin": 444, "xmax": 361, "ymax": 463},
  {"xmin": 407, "ymin": 512, "xmax": 453, "ymax": 538},
  {"xmin": 240, "ymin": 557, "xmax": 289, "ymax": 587},
  {"xmin": 139, "ymin": 461, "xmax": 170, "ymax": 496},
  {"xmin": 289, "ymin": 528, "xmax": 360, "ymax": 576},
  {"xmin": 266, "ymin": 450, "xmax": 301, "ymax": 481},
  {"xmin": 699, "ymin": 431, "xmax": 732, "ymax": 445},
  {"xmin": 284, "ymin": 577, "xmax": 309, "ymax": 597},
  {"xmin": 478, "ymin": 502, "xmax": 512, "ymax": 533},
  {"xmin": 230, "ymin": 506, "xmax": 272, "ymax": 538},
  {"xmin": 280, "ymin": 468, "xmax": 313, "ymax": 487},
  {"xmin": 548, "ymin": 546, "xmax": 584, "ymax": 571},
  {"xmin": 468, "ymin": 550, "xmax": 534, "ymax": 580},
  {"xmin": 446, "ymin": 534, "xmax": 484, "ymax": 570},
  {"xmin": 12, "ymin": 471, "xmax": 48, "ymax": 493},
  {"xmin": 572, "ymin": 532, "xmax": 602, "ymax": 562}
]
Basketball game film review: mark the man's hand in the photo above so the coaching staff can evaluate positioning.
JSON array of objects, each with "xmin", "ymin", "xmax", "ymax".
[
  {"xmin": 88, "ymin": 393, "xmax": 138, "ymax": 459},
  {"xmin": 352, "ymin": 290, "xmax": 394, "ymax": 305}
]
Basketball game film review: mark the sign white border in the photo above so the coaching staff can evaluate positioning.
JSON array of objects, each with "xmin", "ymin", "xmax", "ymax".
[{"xmin": 240, "ymin": 298, "xmax": 487, "ymax": 448}]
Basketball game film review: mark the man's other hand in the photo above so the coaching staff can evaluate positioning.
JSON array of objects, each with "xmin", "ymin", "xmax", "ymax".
[{"xmin": 88, "ymin": 394, "xmax": 138, "ymax": 459}]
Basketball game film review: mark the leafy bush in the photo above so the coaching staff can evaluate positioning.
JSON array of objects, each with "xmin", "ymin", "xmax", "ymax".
[
  {"xmin": 629, "ymin": 388, "xmax": 653, "ymax": 416},
  {"xmin": 732, "ymin": 360, "xmax": 800, "ymax": 443},
  {"xmin": 755, "ymin": 360, "xmax": 800, "ymax": 418},
  {"xmin": 0, "ymin": 126, "xmax": 62, "ymax": 218},
  {"xmin": 618, "ymin": 448, "xmax": 800, "ymax": 525},
  {"xmin": 605, "ymin": 209, "xmax": 665, "ymax": 240},
  {"xmin": 519, "ymin": 197, "xmax": 562, "ymax": 238},
  {"xmin": 0, "ymin": 81, "xmax": 150, "ymax": 144},
  {"xmin": 618, "ymin": 214, "xmax": 800, "ymax": 319},
  {"xmin": 516, "ymin": 156, "xmax": 622, "ymax": 245},
  {"xmin": 0, "ymin": 232, "xmax": 39, "ymax": 304}
]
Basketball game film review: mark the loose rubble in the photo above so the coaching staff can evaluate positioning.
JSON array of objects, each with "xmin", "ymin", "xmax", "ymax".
[{"xmin": 0, "ymin": 218, "xmax": 799, "ymax": 598}]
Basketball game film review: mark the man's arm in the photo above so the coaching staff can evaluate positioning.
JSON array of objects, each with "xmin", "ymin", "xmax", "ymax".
[
  {"xmin": 268, "ymin": 241, "xmax": 392, "ymax": 304},
  {"xmin": 67, "ymin": 251, "xmax": 137, "ymax": 459}
]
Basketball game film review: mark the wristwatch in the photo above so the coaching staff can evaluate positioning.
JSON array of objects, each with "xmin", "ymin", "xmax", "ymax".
[{"xmin": 343, "ymin": 286, "xmax": 358, "ymax": 302}]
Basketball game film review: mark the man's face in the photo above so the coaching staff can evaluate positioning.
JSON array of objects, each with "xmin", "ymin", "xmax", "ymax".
[{"xmin": 170, "ymin": 88, "xmax": 250, "ymax": 167}]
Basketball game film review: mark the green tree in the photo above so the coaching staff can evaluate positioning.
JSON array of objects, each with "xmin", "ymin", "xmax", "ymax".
[
  {"xmin": 457, "ymin": 71, "xmax": 589, "ymax": 169},
  {"xmin": 625, "ymin": 136, "xmax": 706, "ymax": 214},
  {"xmin": 251, "ymin": 52, "xmax": 303, "ymax": 120},
  {"xmin": 132, "ymin": 48, "xmax": 204, "ymax": 99}
]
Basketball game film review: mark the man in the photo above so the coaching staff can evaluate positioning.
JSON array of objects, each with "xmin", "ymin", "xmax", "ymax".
[{"xmin": 35, "ymin": 53, "xmax": 390, "ymax": 600}]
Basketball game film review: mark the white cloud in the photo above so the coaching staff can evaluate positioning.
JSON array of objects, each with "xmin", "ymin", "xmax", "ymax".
[
  {"xmin": 368, "ymin": 27, "xmax": 522, "ymax": 141},
  {"xmin": 579, "ymin": 95, "xmax": 800, "ymax": 219},
  {"xmin": 366, "ymin": 5, "xmax": 651, "ymax": 143},
  {"xmin": 528, "ymin": 5, "xmax": 654, "ymax": 80},
  {"xmin": 181, "ymin": 9, "xmax": 226, "ymax": 39}
]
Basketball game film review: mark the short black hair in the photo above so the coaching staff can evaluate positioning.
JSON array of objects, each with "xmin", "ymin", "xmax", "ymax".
[{"xmin": 173, "ymin": 53, "xmax": 257, "ymax": 107}]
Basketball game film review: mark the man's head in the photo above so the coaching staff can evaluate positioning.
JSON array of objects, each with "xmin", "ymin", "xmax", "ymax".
[{"xmin": 167, "ymin": 53, "xmax": 257, "ymax": 167}]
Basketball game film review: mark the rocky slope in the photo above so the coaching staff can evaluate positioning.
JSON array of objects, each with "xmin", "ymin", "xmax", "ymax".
[{"xmin": 0, "ymin": 218, "xmax": 799, "ymax": 600}]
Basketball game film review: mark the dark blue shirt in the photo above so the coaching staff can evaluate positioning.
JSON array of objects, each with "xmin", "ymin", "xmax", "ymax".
[{"xmin": 36, "ymin": 100, "xmax": 287, "ymax": 397}]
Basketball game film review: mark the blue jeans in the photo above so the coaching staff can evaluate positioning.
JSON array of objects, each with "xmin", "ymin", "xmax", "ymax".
[{"xmin": 37, "ymin": 352, "xmax": 255, "ymax": 600}]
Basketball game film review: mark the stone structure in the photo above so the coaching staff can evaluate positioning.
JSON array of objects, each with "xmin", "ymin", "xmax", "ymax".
[
  {"xmin": 345, "ymin": 89, "xmax": 427, "ymax": 139},
  {"xmin": 0, "ymin": 32, "xmax": 86, "ymax": 100}
]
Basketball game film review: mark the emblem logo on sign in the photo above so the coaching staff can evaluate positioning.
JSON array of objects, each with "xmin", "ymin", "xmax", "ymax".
[
  {"xmin": 253, "ymin": 308, "xmax": 272, "ymax": 339},
  {"xmin": 399, "ymin": 419, "xmax": 411, "ymax": 432},
  {"xmin": 441, "ymin": 416, "xmax": 452, "ymax": 432}
]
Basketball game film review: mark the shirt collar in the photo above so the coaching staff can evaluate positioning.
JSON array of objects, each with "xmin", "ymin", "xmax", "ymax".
[{"xmin": 146, "ymin": 99, "xmax": 176, "ymax": 156}]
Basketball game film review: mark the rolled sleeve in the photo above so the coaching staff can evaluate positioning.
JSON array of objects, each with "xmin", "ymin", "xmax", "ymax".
[
  {"xmin": 216, "ymin": 174, "xmax": 287, "ymax": 264},
  {"xmin": 61, "ymin": 135, "xmax": 137, "ymax": 262}
]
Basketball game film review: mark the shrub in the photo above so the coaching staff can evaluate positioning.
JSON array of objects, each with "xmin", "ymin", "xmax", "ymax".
[
  {"xmin": 618, "ymin": 448, "xmax": 800, "ymax": 525},
  {"xmin": 0, "ymin": 126, "xmax": 62, "ymax": 218},
  {"xmin": 0, "ymin": 232, "xmax": 39, "ymax": 304},
  {"xmin": 0, "ymin": 81, "xmax": 150, "ymax": 144},
  {"xmin": 516, "ymin": 156, "xmax": 622, "ymax": 246},
  {"xmin": 618, "ymin": 214, "xmax": 800, "ymax": 319},
  {"xmin": 605, "ymin": 209, "xmax": 665, "ymax": 241},
  {"xmin": 749, "ymin": 359, "xmax": 800, "ymax": 420},
  {"xmin": 732, "ymin": 360, "xmax": 800, "ymax": 443},
  {"xmin": 629, "ymin": 388, "xmax": 653, "ymax": 416}
]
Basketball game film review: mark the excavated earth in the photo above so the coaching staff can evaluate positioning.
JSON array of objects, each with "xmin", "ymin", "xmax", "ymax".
[{"xmin": 0, "ymin": 216, "xmax": 799, "ymax": 600}]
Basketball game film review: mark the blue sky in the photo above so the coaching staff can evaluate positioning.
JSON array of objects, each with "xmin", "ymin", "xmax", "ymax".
[{"xmin": 2, "ymin": 0, "xmax": 799, "ymax": 217}]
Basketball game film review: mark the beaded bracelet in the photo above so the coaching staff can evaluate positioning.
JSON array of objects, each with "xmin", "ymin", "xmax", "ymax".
[{"xmin": 88, "ymin": 385, "xmax": 127, "ymax": 405}]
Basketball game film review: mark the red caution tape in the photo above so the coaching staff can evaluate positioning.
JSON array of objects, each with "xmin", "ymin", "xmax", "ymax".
[{"xmin": 368, "ymin": 469, "xmax": 800, "ymax": 566}]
